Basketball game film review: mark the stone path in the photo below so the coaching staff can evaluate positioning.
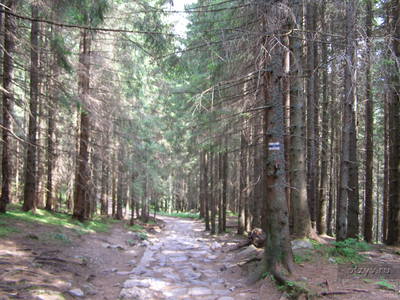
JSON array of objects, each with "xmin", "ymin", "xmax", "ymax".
[{"xmin": 119, "ymin": 216, "xmax": 257, "ymax": 300}]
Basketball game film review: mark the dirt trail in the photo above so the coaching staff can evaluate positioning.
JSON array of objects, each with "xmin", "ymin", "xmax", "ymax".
[{"xmin": 119, "ymin": 216, "xmax": 259, "ymax": 300}]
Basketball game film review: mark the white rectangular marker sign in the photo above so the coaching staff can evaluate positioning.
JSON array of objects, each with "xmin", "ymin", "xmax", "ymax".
[{"xmin": 268, "ymin": 142, "xmax": 281, "ymax": 151}]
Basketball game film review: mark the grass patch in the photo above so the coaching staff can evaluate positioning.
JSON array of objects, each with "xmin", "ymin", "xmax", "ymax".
[
  {"xmin": 0, "ymin": 225, "xmax": 20, "ymax": 237},
  {"xmin": 42, "ymin": 232, "xmax": 72, "ymax": 244},
  {"xmin": 127, "ymin": 224, "xmax": 145, "ymax": 232},
  {"xmin": 327, "ymin": 238, "xmax": 371, "ymax": 264},
  {"xmin": 0, "ymin": 208, "xmax": 111, "ymax": 235},
  {"xmin": 154, "ymin": 210, "xmax": 200, "ymax": 219},
  {"xmin": 294, "ymin": 250, "xmax": 314, "ymax": 264},
  {"xmin": 375, "ymin": 280, "xmax": 396, "ymax": 291},
  {"xmin": 138, "ymin": 232, "xmax": 148, "ymax": 240}
]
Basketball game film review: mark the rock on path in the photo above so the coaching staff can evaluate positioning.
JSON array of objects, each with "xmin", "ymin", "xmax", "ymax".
[{"xmin": 119, "ymin": 216, "xmax": 256, "ymax": 300}]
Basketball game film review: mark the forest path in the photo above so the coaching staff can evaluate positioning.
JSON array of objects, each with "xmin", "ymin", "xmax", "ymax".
[{"xmin": 119, "ymin": 216, "xmax": 259, "ymax": 300}]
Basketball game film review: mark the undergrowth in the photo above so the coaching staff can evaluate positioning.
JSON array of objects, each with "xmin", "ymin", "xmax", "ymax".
[
  {"xmin": 327, "ymin": 238, "xmax": 371, "ymax": 264},
  {"xmin": 0, "ymin": 206, "xmax": 114, "ymax": 237}
]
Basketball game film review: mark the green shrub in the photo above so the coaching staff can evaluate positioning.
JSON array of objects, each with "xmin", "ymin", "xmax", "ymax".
[{"xmin": 328, "ymin": 238, "xmax": 371, "ymax": 264}]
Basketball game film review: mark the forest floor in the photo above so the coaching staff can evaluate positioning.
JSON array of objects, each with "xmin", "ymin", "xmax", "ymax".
[{"xmin": 1, "ymin": 210, "xmax": 400, "ymax": 300}]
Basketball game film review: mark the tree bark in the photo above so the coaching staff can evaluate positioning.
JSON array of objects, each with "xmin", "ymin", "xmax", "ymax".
[
  {"xmin": 23, "ymin": 4, "xmax": 40, "ymax": 212},
  {"xmin": 262, "ymin": 1, "xmax": 293, "ymax": 281},
  {"xmin": 387, "ymin": 0, "xmax": 400, "ymax": 246},
  {"xmin": 0, "ymin": 0, "xmax": 16, "ymax": 213},
  {"xmin": 73, "ymin": 29, "xmax": 91, "ymax": 221},
  {"xmin": 289, "ymin": 0, "xmax": 312, "ymax": 239},
  {"xmin": 337, "ymin": 0, "xmax": 357, "ymax": 241},
  {"xmin": 363, "ymin": 0, "xmax": 374, "ymax": 243}
]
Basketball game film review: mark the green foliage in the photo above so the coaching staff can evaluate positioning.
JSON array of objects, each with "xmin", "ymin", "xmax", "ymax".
[
  {"xmin": 127, "ymin": 224, "xmax": 145, "ymax": 232},
  {"xmin": 138, "ymin": 232, "xmax": 148, "ymax": 240},
  {"xmin": 328, "ymin": 238, "xmax": 371, "ymax": 264},
  {"xmin": 0, "ymin": 208, "xmax": 111, "ymax": 235},
  {"xmin": 42, "ymin": 232, "xmax": 72, "ymax": 244},
  {"xmin": 294, "ymin": 250, "xmax": 314, "ymax": 264},
  {"xmin": 0, "ymin": 224, "xmax": 20, "ymax": 237},
  {"xmin": 154, "ymin": 210, "xmax": 200, "ymax": 219},
  {"xmin": 375, "ymin": 280, "xmax": 396, "ymax": 291},
  {"xmin": 276, "ymin": 280, "xmax": 309, "ymax": 299}
]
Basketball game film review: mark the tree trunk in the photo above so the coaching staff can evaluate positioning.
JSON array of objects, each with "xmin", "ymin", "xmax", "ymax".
[
  {"xmin": 262, "ymin": 1, "xmax": 293, "ymax": 281},
  {"xmin": 306, "ymin": 0, "xmax": 318, "ymax": 228},
  {"xmin": 317, "ymin": 3, "xmax": 329, "ymax": 235},
  {"xmin": 363, "ymin": 0, "xmax": 374, "ymax": 243},
  {"xmin": 289, "ymin": 0, "xmax": 312, "ymax": 239},
  {"xmin": 387, "ymin": 0, "xmax": 400, "ymax": 246},
  {"xmin": 238, "ymin": 131, "xmax": 247, "ymax": 234},
  {"xmin": 22, "ymin": 4, "xmax": 40, "ymax": 211},
  {"xmin": 210, "ymin": 152, "xmax": 216, "ymax": 234},
  {"xmin": 0, "ymin": 0, "xmax": 16, "ymax": 213},
  {"xmin": 73, "ymin": 29, "xmax": 91, "ymax": 221}
]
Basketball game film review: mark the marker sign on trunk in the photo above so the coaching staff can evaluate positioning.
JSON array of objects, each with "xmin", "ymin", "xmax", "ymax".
[{"xmin": 268, "ymin": 142, "xmax": 281, "ymax": 151}]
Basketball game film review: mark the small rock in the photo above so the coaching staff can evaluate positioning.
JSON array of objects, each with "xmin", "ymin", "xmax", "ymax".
[
  {"xmin": 189, "ymin": 287, "xmax": 212, "ymax": 296},
  {"xmin": 220, "ymin": 265, "xmax": 227, "ymax": 272},
  {"xmin": 111, "ymin": 268, "xmax": 118, "ymax": 272},
  {"xmin": 218, "ymin": 297, "xmax": 235, "ymax": 300},
  {"xmin": 120, "ymin": 287, "xmax": 148, "ymax": 299},
  {"xmin": 68, "ymin": 288, "xmax": 84, "ymax": 297},
  {"xmin": 211, "ymin": 242, "xmax": 222, "ymax": 251},
  {"xmin": 328, "ymin": 257, "xmax": 336, "ymax": 263},
  {"xmin": 123, "ymin": 279, "xmax": 150, "ymax": 288},
  {"xmin": 128, "ymin": 259, "xmax": 136, "ymax": 265},
  {"xmin": 291, "ymin": 239, "xmax": 313, "ymax": 250},
  {"xmin": 107, "ymin": 244, "xmax": 125, "ymax": 250},
  {"xmin": 117, "ymin": 271, "xmax": 133, "ymax": 276}
]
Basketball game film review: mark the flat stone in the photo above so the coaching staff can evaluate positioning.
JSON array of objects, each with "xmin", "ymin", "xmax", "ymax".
[
  {"xmin": 218, "ymin": 297, "xmax": 235, "ymax": 300},
  {"xmin": 180, "ymin": 268, "xmax": 201, "ymax": 280},
  {"xmin": 68, "ymin": 289, "xmax": 84, "ymax": 297},
  {"xmin": 169, "ymin": 255, "xmax": 188, "ymax": 263},
  {"xmin": 210, "ymin": 242, "xmax": 222, "ymax": 251},
  {"xmin": 163, "ymin": 287, "xmax": 188, "ymax": 298},
  {"xmin": 163, "ymin": 272, "xmax": 181, "ymax": 281},
  {"xmin": 214, "ymin": 290, "xmax": 230, "ymax": 296},
  {"xmin": 189, "ymin": 287, "xmax": 212, "ymax": 296},
  {"xmin": 120, "ymin": 287, "xmax": 148, "ymax": 299},
  {"xmin": 208, "ymin": 255, "xmax": 218, "ymax": 260},
  {"xmin": 117, "ymin": 271, "xmax": 133, "ymax": 276},
  {"xmin": 123, "ymin": 279, "xmax": 150, "ymax": 288}
]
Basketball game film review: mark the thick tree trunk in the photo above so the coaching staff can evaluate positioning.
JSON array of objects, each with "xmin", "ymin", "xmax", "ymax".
[
  {"xmin": 306, "ymin": 0, "xmax": 318, "ymax": 228},
  {"xmin": 23, "ymin": 4, "xmax": 40, "ymax": 212},
  {"xmin": 73, "ymin": 29, "xmax": 91, "ymax": 221},
  {"xmin": 45, "ymin": 23, "xmax": 59, "ymax": 212},
  {"xmin": 262, "ymin": 1, "xmax": 293, "ymax": 281},
  {"xmin": 0, "ymin": 0, "xmax": 16, "ymax": 213},
  {"xmin": 363, "ymin": 0, "xmax": 374, "ymax": 243},
  {"xmin": 387, "ymin": 0, "xmax": 400, "ymax": 245},
  {"xmin": 317, "ymin": 3, "xmax": 329, "ymax": 235},
  {"xmin": 337, "ymin": 0, "xmax": 357, "ymax": 241},
  {"xmin": 289, "ymin": 0, "xmax": 312, "ymax": 239}
]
